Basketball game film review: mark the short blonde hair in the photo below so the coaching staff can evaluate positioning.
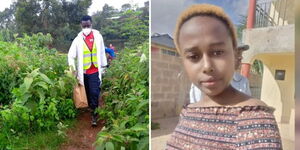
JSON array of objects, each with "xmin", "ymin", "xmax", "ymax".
[{"xmin": 174, "ymin": 4, "xmax": 237, "ymax": 53}]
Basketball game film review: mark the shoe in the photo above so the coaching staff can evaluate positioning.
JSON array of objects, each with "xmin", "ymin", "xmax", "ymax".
[{"xmin": 91, "ymin": 114, "xmax": 98, "ymax": 126}]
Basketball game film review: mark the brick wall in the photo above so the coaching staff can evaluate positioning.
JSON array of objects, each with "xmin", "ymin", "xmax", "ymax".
[{"xmin": 151, "ymin": 44, "xmax": 191, "ymax": 119}]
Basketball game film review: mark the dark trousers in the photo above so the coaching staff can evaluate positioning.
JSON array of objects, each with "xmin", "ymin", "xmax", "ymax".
[{"xmin": 84, "ymin": 72, "xmax": 101, "ymax": 111}]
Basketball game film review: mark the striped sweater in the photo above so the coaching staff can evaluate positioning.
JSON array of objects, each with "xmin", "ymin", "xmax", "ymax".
[{"xmin": 166, "ymin": 105, "xmax": 282, "ymax": 150}]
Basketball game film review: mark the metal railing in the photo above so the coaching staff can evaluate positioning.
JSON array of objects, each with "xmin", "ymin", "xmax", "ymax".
[
  {"xmin": 255, "ymin": 0, "xmax": 291, "ymax": 28},
  {"xmin": 249, "ymin": 70, "xmax": 263, "ymax": 99}
]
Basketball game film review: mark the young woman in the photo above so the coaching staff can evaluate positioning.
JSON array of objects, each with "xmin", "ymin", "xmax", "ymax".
[{"xmin": 166, "ymin": 4, "xmax": 282, "ymax": 149}]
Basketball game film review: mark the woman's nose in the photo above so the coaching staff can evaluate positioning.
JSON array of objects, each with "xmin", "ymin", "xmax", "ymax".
[{"xmin": 202, "ymin": 55, "xmax": 214, "ymax": 73}]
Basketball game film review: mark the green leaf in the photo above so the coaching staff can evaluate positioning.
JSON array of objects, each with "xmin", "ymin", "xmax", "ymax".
[
  {"xmin": 17, "ymin": 93, "xmax": 31, "ymax": 105},
  {"xmin": 36, "ymin": 89, "xmax": 45, "ymax": 101},
  {"xmin": 111, "ymin": 135, "xmax": 124, "ymax": 143},
  {"xmin": 24, "ymin": 100, "xmax": 38, "ymax": 112},
  {"xmin": 137, "ymin": 137, "xmax": 149, "ymax": 150},
  {"xmin": 29, "ymin": 116, "xmax": 34, "ymax": 121},
  {"xmin": 98, "ymin": 132, "xmax": 111, "ymax": 138},
  {"xmin": 94, "ymin": 137, "xmax": 105, "ymax": 147},
  {"xmin": 120, "ymin": 120, "xmax": 129, "ymax": 128},
  {"xmin": 130, "ymin": 124, "xmax": 146, "ymax": 132},
  {"xmin": 39, "ymin": 73, "xmax": 53, "ymax": 85},
  {"xmin": 128, "ymin": 137, "xmax": 139, "ymax": 142},
  {"xmin": 105, "ymin": 142, "xmax": 114, "ymax": 150},
  {"xmin": 133, "ymin": 110, "xmax": 143, "ymax": 116},
  {"xmin": 58, "ymin": 80, "xmax": 65, "ymax": 90},
  {"xmin": 29, "ymin": 68, "xmax": 40, "ymax": 78},
  {"xmin": 24, "ymin": 77, "xmax": 33, "ymax": 90},
  {"xmin": 96, "ymin": 145, "xmax": 105, "ymax": 150},
  {"xmin": 137, "ymin": 100, "xmax": 148, "ymax": 110},
  {"xmin": 34, "ymin": 81, "xmax": 48, "ymax": 90}
]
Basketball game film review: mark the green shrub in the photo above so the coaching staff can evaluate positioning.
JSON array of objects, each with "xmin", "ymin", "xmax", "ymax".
[
  {"xmin": 0, "ymin": 33, "xmax": 78, "ymax": 149},
  {"xmin": 95, "ymin": 42, "xmax": 149, "ymax": 150}
]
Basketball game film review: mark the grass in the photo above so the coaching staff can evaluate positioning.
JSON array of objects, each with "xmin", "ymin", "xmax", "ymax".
[{"xmin": 0, "ymin": 119, "xmax": 76, "ymax": 150}]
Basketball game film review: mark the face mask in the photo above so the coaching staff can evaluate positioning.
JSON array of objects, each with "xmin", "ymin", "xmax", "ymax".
[{"xmin": 82, "ymin": 28, "xmax": 92, "ymax": 36}]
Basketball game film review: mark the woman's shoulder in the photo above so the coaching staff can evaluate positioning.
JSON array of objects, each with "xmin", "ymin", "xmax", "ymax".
[
  {"xmin": 187, "ymin": 97, "xmax": 268, "ymax": 107},
  {"xmin": 186, "ymin": 98, "xmax": 274, "ymax": 114},
  {"xmin": 236, "ymin": 98, "xmax": 268, "ymax": 107},
  {"xmin": 235, "ymin": 99, "xmax": 276, "ymax": 119}
]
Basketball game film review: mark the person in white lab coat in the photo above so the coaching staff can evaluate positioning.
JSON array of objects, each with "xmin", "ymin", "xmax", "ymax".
[
  {"xmin": 68, "ymin": 15, "xmax": 107, "ymax": 126},
  {"xmin": 189, "ymin": 44, "xmax": 251, "ymax": 104}
]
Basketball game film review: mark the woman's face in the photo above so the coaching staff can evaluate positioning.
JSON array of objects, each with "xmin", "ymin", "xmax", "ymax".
[{"xmin": 178, "ymin": 16, "xmax": 236, "ymax": 97}]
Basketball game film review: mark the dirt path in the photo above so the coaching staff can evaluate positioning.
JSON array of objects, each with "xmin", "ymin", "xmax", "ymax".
[{"xmin": 60, "ymin": 109, "xmax": 105, "ymax": 150}]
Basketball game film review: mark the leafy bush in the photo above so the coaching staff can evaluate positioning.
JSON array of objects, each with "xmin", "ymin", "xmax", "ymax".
[
  {"xmin": 0, "ymin": 33, "xmax": 77, "ymax": 148},
  {"xmin": 95, "ymin": 42, "xmax": 149, "ymax": 150},
  {"xmin": 5, "ymin": 68, "xmax": 77, "ymax": 131},
  {"xmin": 0, "ymin": 41, "xmax": 26, "ymax": 105},
  {"xmin": 0, "ymin": 33, "xmax": 56, "ymax": 105},
  {"xmin": 0, "ymin": 29, "xmax": 15, "ymax": 42}
]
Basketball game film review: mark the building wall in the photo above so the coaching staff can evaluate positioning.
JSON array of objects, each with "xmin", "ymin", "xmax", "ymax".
[
  {"xmin": 242, "ymin": 24, "xmax": 294, "ymax": 63},
  {"xmin": 253, "ymin": 53, "xmax": 295, "ymax": 148},
  {"xmin": 255, "ymin": 53, "xmax": 294, "ymax": 123},
  {"xmin": 260, "ymin": 63, "xmax": 282, "ymax": 122},
  {"xmin": 242, "ymin": 4, "xmax": 295, "ymax": 147},
  {"xmin": 151, "ymin": 44, "xmax": 190, "ymax": 119}
]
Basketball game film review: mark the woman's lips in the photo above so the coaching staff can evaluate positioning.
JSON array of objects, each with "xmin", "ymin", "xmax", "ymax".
[{"xmin": 200, "ymin": 79, "xmax": 220, "ymax": 87}]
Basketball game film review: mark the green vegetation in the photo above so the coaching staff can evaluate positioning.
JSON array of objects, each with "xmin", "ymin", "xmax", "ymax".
[
  {"xmin": 0, "ymin": 120, "xmax": 75, "ymax": 150},
  {"xmin": 0, "ymin": 33, "xmax": 77, "ymax": 149},
  {"xmin": 0, "ymin": 1, "xmax": 149, "ymax": 149},
  {"xmin": 91, "ymin": 3, "xmax": 149, "ymax": 150},
  {"xmin": 0, "ymin": 0, "xmax": 149, "ymax": 52},
  {"xmin": 92, "ymin": 4, "xmax": 149, "ymax": 48},
  {"xmin": 95, "ymin": 42, "xmax": 149, "ymax": 150}
]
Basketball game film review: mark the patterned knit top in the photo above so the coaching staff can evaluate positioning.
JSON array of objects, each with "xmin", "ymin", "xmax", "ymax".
[{"xmin": 166, "ymin": 105, "xmax": 282, "ymax": 150}]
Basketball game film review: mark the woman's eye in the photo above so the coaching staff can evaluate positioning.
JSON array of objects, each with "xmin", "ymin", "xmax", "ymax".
[
  {"xmin": 212, "ymin": 50, "xmax": 224, "ymax": 56},
  {"xmin": 186, "ymin": 55, "xmax": 200, "ymax": 61}
]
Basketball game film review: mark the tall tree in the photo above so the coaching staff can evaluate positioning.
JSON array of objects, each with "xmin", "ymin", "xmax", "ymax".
[
  {"xmin": 121, "ymin": 3, "xmax": 131, "ymax": 12},
  {"xmin": 15, "ymin": 0, "xmax": 41, "ymax": 34},
  {"xmin": 0, "ymin": 3, "xmax": 17, "ymax": 41},
  {"xmin": 12, "ymin": 0, "xmax": 92, "ymax": 51},
  {"xmin": 92, "ymin": 2, "xmax": 149, "ymax": 48},
  {"xmin": 0, "ymin": 3, "xmax": 16, "ymax": 30}
]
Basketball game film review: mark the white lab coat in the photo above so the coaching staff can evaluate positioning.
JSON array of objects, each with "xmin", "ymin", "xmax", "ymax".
[
  {"xmin": 189, "ymin": 72, "xmax": 252, "ymax": 103},
  {"xmin": 68, "ymin": 29, "xmax": 107, "ymax": 85}
]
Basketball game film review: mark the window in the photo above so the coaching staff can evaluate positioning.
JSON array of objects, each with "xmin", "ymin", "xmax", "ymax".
[{"xmin": 275, "ymin": 70, "xmax": 285, "ymax": 80}]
